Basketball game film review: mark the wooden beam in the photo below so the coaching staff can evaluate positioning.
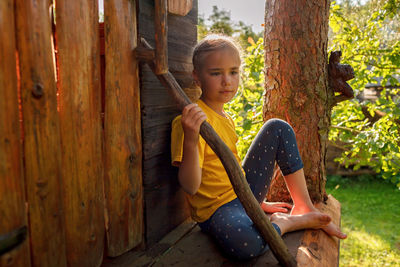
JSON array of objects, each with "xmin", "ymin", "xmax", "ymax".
[
  {"xmin": 154, "ymin": 0, "xmax": 168, "ymax": 74},
  {"xmin": 296, "ymin": 195, "xmax": 341, "ymax": 267},
  {"xmin": 139, "ymin": 38, "xmax": 297, "ymax": 267}
]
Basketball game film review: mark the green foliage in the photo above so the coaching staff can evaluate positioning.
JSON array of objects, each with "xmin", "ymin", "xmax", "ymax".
[
  {"xmin": 208, "ymin": 6, "xmax": 235, "ymax": 36},
  {"xmin": 198, "ymin": 1, "xmax": 400, "ymax": 187},
  {"xmin": 329, "ymin": 0, "xmax": 400, "ymax": 188},
  {"xmin": 225, "ymin": 38, "xmax": 265, "ymax": 159},
  {"xmin": 329, "ymin": 0, "xmax": 400, "ymax": 90},
  {"xmin": 198, "ymin": 6, "xmax": 262, "ymax": 48}
]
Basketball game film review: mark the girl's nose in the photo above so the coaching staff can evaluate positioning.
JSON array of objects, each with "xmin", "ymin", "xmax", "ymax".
[{"xmin": 222, "ymin": 74, "xmax": 231, "ymax": 86}]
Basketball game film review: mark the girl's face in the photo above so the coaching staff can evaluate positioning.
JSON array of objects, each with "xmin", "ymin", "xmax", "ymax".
[{"xmin": 193, "ymin": 48, "xmax": 241, "ymax": 108}]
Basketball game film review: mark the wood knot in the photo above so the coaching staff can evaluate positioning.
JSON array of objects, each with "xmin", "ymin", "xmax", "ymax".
[
  {"xmin": 32, "ymin": 83, "xmax": 44, "ymax": 99},
  {"xmin": 328, "ymin": 51, "xmax": 355, "ymax": 98}
]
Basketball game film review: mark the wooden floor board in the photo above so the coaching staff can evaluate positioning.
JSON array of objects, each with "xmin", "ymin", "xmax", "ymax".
[{"xmin": 102, "ymin": 195, "xmax": 341, "ymax": 267}]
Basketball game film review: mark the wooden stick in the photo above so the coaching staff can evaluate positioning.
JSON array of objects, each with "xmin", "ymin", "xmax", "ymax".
[
  {"xmin": 134, "ymin": 47, "xmax": 155, "ymax": 62},
  {"xmin": 154, "ymin": 0, "xmax": 168, "ymax": 74},
  {"xmin": 138, "ymin": 38, "xmax": 297, "ymax": 267},
  {"xmin": 0, "ymin": 226, "xmax": 27, "ymax": 256}
]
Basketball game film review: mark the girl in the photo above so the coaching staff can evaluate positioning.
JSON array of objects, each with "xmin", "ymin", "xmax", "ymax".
[{"xmin": 171, "ymin": 34, "xmax": 346, "ymax": 260}]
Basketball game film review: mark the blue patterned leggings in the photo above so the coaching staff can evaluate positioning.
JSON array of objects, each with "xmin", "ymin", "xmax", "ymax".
[{"xmin": 198, "ymin": 119, "xmax": 304, "ymax": 260}]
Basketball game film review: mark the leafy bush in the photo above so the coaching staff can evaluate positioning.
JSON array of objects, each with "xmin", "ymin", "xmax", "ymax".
[
  {"xmin": 202, "ymin": 1, "xmax": 400, "ymax": 188},
  {"xmin": 329, "ymin": 0, "xmax": 400, "ymax": 188},
  {"xmin": 225, "ymin": 38, "xmax": 265, "ymax": 159}
]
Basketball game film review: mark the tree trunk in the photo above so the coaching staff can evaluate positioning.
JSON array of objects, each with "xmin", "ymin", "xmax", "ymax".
[{"xmin": 263, "ymin": 0, "xmax": 332, "ymax": 203}]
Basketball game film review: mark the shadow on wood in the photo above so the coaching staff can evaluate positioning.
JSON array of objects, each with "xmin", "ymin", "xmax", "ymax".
[{"xmin": 102, "ymin": 195, "xmax": 341, "ymax": 267}]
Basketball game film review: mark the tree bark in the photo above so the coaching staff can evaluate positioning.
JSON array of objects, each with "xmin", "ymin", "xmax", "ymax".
[{"xmin": 263, "ymin": 0, "xmax": 332, "ymax": 203}]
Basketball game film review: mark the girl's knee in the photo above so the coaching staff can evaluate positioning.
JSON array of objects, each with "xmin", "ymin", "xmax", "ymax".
[{"xmin": 263, "ymin": 118, "xmax": 292, "ymax": 132}]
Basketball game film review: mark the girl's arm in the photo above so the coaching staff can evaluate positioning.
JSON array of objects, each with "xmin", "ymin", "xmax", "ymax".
[{"xmin": 178, "ymin": 103, "xmax": 207, "ymax": 195}]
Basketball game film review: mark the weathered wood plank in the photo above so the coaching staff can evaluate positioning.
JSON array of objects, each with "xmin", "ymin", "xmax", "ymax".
[
  {"xmin": 103, "ymin": 0, "xmax": 143, "ymax": 257},
  {"xmin": 154, "ymin": 0, "xmax": 168, "ymax": 74},
  {"xmin": 142, "ymin": 105, "xmax": 180, "ymax": 128},
  {"xmin": 142, "ymin": 154, "xmax": 177, "ymax": 187},
  {"xmin": 142, "ymin": 124, "xmax": 173, "ymax": 160},
  {"xmin": 142, "ymin": 153, "xmax": 189, "ymax": 245},
  {"xmin": 139, "ymin": 0, "xmax": 198, "ymax": 247},
  {"xmin": 151, "ymin": 225, "xmax": 304, "ymax": 267},
  {"xmin": 13, "ymin": 0, "xmax": 67, "ymax": 266},
  {"xmin": 296, "ymin": 195, "xmax": 341, "ymax": 267},
  {"xmin": 101, "ymin": 218, "xmax": 196, "ymax": 267},
  {"xmin": 56, "ymin": 1, "xmax": 104, "ymax": 265},
  {"xmin": 168, "ymin": 0, "xmax": 193, "ymax": 16},
  {"xmin": 0, "ymin": 1, "xmax": 31, "ymax": 266}
]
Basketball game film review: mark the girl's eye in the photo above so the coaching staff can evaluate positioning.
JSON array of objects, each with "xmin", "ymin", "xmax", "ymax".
[
  {"xmin": 210, "ymin": 72, "xmax": 220, "ymax": 76},
  {"xmin": 231, "ymin": 71, "xmax": 239, "ymax": 75}
]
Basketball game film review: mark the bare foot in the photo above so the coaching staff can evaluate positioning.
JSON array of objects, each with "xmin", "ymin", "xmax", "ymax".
[
  {"xmin": 290, "ymin": 205, "xmax": 347, "ymax": 239},
  {"xmin": 322, "ymin": 222, "xmax": 347, "ymax": 239},
  {"xmin": 270, "ymin": 212, "xmax": 331, "ymax": 235}
]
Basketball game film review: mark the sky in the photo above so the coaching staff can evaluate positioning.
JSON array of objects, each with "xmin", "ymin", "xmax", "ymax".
[
  {"xmin": 198, "ymin": 0, "xmax": 265, "ymax": 33},
  {"xmin": 98, "ymin": 0, "xmax": 265, "ymax": 33}
]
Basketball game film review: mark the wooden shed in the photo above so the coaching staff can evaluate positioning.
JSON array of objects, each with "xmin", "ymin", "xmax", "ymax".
[{"xmin": 1, "ymin": 0, "xmax": 341, "ymax": 266}]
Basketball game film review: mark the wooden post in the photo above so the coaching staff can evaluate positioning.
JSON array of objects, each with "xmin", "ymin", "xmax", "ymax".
[
  {"xmin": 0, "ymin": 1, "xmax": 31, "ymax": 266},
  {"xmin": 138, "ymin": 38, "xmax": 297, "ymax": 267},
  {"xmin": 168, "ymin": 0, "xmax": 193, "ymax": 16},
  {"xmin": 104, "ymin": 0, "xmax": 144, "ymax": 257},
  {"xmin": 14, "ymin": 0, "xmax": 67, "ymax": 266},
  {"xmin": 56, "ymin": 1, "xmax": 105, "ymax": 266},
  {"xmin": 297, "ymin": 195, "xmax": 341, "ymax": 267},
  {"xmin": 154, "ymin": 0, "xmax": 168, "ymax": 74}
]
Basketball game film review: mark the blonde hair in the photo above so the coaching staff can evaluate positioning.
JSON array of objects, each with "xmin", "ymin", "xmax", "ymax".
[{"xmin": 192, "ymin": 34, "xmax": 242, "ymax": 71}]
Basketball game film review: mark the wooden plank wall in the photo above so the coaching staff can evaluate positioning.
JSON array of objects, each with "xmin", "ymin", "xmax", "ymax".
[
  {"xmin": 138, "ymin": 0, "xmax": 198, "ymax": 246},
  {"xmin": 14, "ymin": 0, "xmax": 67, "ymax": 266},
  {"xmin": 0, "ymin": 1, "xmax": 31, "ymax": 266},
  {"xmin": 104, "ymin": 0, "xmax": 143, "ymax": 257},
  {"xmin": 1, "ymin": 0, "xmax": 145, "ymax": 265},
  {"xmin": 56, "ymin": 1, "xmax": 105, "ymax": 266},
  {"xmin": 1, "ymin": 0, "xmax": 198, "ymax": 263}
]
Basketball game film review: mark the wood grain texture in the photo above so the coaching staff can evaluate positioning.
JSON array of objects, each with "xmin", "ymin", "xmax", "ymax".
[
  {"xmin": 168, "ymin": 0, "xmax": 193, "ymax": 16},
  {"xmin": 56, "ymin": 1, "xmax": 104, "ymax": 265},
  {"xmin": 0, "ymin": 1, "xmax": 31, "ymax": 266},
  {"xmin": 13, "ymin": 0, "xmax": 67, "ymax": 266},
  {"xmin": 103, "ymin": 0, "xmax": 143, "ymax": 257},
  {"xmin": 138, "ymin": 0, "xmax": 197, "ymax": 247},
  {"xmin": 296, "ymin": 195, "xmax": 341, "ymax": 267},
  {"xmin": 101, "ymin": 218, "xmax": 197, "ymax": 267},
  {"xmin": 155, "ymin": 0, "xmax": 168, "ymax": 74}
]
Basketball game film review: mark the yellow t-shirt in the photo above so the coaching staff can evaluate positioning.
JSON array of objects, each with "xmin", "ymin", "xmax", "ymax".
[{"xmin": 171, "ymin": 99, "xmax": 241, "ymax": 222}]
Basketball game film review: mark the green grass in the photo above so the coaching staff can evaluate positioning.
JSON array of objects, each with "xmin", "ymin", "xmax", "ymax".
[{"xmin": 326, "ymin": 175, "xmax": 400, "ymax": 267}]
